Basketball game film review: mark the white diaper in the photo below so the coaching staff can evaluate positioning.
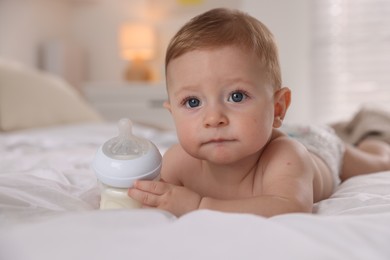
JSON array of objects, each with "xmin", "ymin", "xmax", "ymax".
[{"xmin": 281, "ymin": 124, "xmax": 345, "ymax": 188}]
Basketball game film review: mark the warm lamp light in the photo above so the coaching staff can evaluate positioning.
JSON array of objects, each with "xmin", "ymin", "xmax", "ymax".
[{"xmin": 119, "ymin": 23, "xmax": 156, "ymax": 82}]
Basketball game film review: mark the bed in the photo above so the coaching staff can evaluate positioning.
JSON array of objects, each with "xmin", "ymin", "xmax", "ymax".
[{"xmin": 1, "ymin": 59, "xmax": 390, "ymax": 260}]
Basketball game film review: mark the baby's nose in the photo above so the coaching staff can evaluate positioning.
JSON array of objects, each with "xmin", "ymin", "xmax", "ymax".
[{"xmin": 203, "ymin": 106, "xmax": 228, "ymax": 128}]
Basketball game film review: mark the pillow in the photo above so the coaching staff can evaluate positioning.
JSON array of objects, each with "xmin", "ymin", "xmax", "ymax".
[{"xmin": 0, "ymin": 59, "xmax": 102, "ymax": 131}]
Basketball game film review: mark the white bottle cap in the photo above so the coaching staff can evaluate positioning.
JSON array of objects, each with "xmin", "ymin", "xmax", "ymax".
[{"xmin": 92, "ymin": 118, "xmax": 162, "ymax": 188}]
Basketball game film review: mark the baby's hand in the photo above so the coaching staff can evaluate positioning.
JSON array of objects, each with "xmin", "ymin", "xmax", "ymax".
[{"xmin": 128, "ymin": 180, "xmax": 202, "ymax": 217}]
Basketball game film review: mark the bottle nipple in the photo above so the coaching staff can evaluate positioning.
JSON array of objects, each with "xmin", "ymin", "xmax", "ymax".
[{"xmin": 102, "ymin": 118, "xmax": 149, "ymax": 160}]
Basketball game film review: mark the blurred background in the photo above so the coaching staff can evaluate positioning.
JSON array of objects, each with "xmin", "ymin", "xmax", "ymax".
[{"xmin": 0, "ymin": 0, "xmax": 389, "ymax": 125}]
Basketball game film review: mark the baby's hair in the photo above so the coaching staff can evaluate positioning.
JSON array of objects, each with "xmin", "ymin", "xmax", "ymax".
[{"xmin": 165, "ymin": 8, "xmax": 282, "ymax": 89}]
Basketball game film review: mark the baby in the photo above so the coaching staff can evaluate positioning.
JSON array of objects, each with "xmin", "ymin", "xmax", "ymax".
[{"xmin": 128, "ymin": 8, "xmax": 390, "ymax": 217}]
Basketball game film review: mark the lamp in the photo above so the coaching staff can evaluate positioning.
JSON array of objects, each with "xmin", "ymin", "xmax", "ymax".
[{"xmin": 119, "ymin": 23, "xmax": 156, "ymax": 82}]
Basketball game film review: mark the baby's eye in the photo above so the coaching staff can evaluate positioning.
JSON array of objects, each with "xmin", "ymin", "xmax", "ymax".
[
  {"xmin": 184, "ymin": 97, "xmax": 201, "ymax": 108},
  {"xmin": 228, "ymin": 91, "xmax": 247, "ymax": 103}
]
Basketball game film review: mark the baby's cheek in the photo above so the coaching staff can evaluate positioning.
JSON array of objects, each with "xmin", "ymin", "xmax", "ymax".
[{"xmin": 176, "ymin": 132, "xmax": 199, "ymax": 157}]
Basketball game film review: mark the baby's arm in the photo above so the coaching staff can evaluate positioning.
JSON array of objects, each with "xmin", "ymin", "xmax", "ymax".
[
  {"xmin": 128, "ymin": 144, "xmax": 202, "ymax": 216},
  {"xmin": 129, "ymin": 179, "xmax": 202, "ymax": 216}
]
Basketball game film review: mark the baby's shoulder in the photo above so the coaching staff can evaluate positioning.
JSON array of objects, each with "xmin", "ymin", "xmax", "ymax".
[
  {"xmin": 258, "ymin": 130, "xmax": 316, "ymax": 191},
  {"xmin": 262, "ymin": 129, "xmax": 311, "ymax": 165}
]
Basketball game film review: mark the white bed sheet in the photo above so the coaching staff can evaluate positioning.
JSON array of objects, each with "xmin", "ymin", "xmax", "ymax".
[{"xmin": 1, "ymin": 122, "xmax": 390, "ymax": 260}]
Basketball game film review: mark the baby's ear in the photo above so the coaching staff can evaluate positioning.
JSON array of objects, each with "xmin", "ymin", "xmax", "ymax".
[
  {"xmin": 163, "ymin": 101, "xmax": 172, "ymax": 113},
  {"xmin": 273, "ymin": 87, "xmax": 291, "ymax": 128}
]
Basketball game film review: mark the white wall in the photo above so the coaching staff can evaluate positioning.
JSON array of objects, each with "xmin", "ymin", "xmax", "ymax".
[
  {"xmin": 0, "ymin": 1, "xmax": 72, "ymax": 67},
  {"xmin": 0, "ymin": 0, "xmax": 311, "ymax": 123}
]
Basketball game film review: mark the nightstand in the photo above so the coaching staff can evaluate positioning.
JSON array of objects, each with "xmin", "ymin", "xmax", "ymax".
[{"xmin": 83, "ymin": 82, "xmax": 175, "ymax": 130}]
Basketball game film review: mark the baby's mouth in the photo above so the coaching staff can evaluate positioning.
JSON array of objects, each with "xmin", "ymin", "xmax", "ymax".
[{"xmin": 203, "ymin": 139, "xmax": 236, "ymax": 145}]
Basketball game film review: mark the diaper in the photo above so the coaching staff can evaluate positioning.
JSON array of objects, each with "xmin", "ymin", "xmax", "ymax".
[{"xmin": 281, "ymin": 124, "xmax": 345, "ymax": 188}]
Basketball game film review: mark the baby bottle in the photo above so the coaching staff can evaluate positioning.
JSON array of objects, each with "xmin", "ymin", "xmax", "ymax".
[{"xmin": 92, "ymin": 118, "xmax": 162, "ymax": 209}]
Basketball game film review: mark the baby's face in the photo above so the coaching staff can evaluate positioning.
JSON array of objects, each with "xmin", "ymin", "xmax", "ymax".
[{"xmin": 165, "ymin": 45, "xmax": 277, "ymax": 164}]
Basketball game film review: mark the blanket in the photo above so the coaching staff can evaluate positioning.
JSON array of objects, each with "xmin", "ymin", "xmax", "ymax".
[{"xmin": 331, "ymin": 106, "xmax": 390, "ymax": 145}]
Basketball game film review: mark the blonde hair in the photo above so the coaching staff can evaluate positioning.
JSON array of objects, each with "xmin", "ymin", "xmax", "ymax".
[{"xmin": 165, "ymin": 8, "xmax": 282, "ymax": 89}]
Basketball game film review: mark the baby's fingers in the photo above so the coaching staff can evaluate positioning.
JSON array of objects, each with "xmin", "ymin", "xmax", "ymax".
[
  {"xmin": 133, "ymin": 180, "xmax": 170, "ymax": 195},
  {"xmin": 128, "ymin": 188, "xmax": 159, "ymax": 207}
]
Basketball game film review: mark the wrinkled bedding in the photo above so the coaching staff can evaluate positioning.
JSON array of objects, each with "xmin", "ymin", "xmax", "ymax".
[{"xmin": 1, "ymin": 122, "xmax": 390, "ymax": 260}]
